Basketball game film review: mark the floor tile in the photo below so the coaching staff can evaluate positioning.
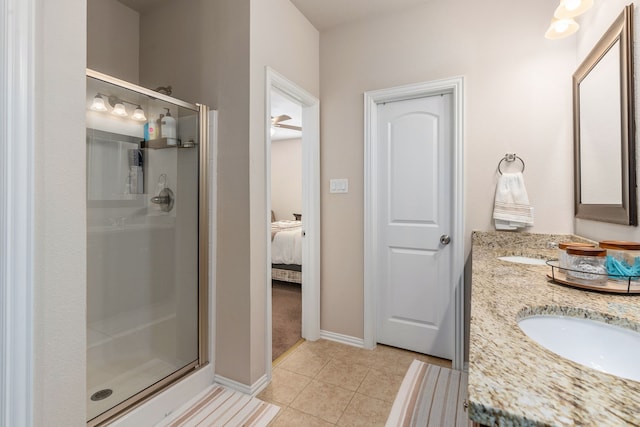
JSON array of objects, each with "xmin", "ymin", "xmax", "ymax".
[
  {"xmin": 332, "ymin": 343, "xmax": 379, "ymax": 367},
  {"xmin": 337, "ymin": 393, "xmax": 393, "ymax": 427},
  {"xmin": 269, "ymin": 407, "xmax": 334, "ymax": 427},
  {"xmin": 370, "ymin": 349, "xmax": 416, "ymax": 377},
  {"xmin": 315, "ymin": 358, "xmax": 369, "ymax": 391},
  {"xmin": 357, "ymin": 368, "xmax": 405, "ymax": 403},
  {"xmin": 278, "ymin": 346, "xmax": 330, "ymax": 378},
  {"xmin": 258, "ymin": 368, "xmax": 312, "ymax": 406},
  {"xmin": 415, "ymin": 353, "xmax": 453, "ymax": 368},
  {"xmin": 290, "ymin": 380, "xmax": 355, "ymax": 424}
]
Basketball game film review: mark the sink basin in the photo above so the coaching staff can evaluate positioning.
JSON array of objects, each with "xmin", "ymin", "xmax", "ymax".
[
  {"xmin": 498, "ymin": 256, "xmax": 547, "ymax": 265},
  {"xmin": 518, "ymin": 315, "xmax": 640, "ymax": 382}
]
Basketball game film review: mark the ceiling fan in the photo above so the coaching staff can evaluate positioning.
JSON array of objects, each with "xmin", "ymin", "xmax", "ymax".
[{"xmin": 271, "ymin": 114, "xmax": 302, "ymax": 131}]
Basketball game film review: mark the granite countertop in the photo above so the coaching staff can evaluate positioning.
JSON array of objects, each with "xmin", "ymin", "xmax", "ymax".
[{"xmin": 468, "ymin": 231, "xmax": 640, "ymax": 426}]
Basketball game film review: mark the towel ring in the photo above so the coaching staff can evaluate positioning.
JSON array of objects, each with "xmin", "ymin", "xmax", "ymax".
[{"xmin": 498, "ymin": 154, "xmax": 525, "ymax": 175}]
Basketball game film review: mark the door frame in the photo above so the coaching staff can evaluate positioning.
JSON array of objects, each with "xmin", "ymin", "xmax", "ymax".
[
  {"xmin": 264, "ymin": 68, "xmax": 320, "ymax": 375},
  {"xmin": 1, "ymin": 0, "xmax": 35, "ymax": 424},
  {"xmin": 363, "ymin": 77, "xmax": 465, "ymax": 370}
]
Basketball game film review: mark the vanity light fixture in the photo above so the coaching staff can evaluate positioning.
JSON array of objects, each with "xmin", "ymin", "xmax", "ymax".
[
  {"xmin": 545, "ymin": 17, "xmax": 579, "ymax": 39},
  {"xmin": 89, "ymin": 92, "xmax": 149, "ymax": 121},
  {"xmin": 90, "ymin": 94, "xmax": 108, "ymax": 112},
  {"xmin": 554, "ymin": 0, "xmax": 593, "ymax": 19}
]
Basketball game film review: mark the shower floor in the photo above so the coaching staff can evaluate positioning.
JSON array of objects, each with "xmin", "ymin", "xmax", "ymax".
[
  {"xmin": 87, "ymin": 301, "xmax": 184, "ymax": 421},
  {"xmin": 87, "ymin": 357, "xmax": 178, "ymax": 421}
]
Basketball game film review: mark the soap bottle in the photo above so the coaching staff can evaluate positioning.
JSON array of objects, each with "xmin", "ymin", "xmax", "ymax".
[{"xmin": 161, "ymin": 108, "xmax": 177, "ymax": 145}]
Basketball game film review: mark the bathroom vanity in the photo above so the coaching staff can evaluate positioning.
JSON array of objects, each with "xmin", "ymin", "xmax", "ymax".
[{"xmin": 468, "ymin": 231, "xmax": 640, "ymax": 426}]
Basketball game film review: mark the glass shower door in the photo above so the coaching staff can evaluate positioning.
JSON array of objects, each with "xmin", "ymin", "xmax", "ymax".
[{"xmin": 86, "ymin": 71, "xmax": 207, "ymax": 425}]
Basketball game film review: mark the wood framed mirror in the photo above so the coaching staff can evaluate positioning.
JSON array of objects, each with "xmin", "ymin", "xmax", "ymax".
[{"xmin": 573, "ymin": 4, "xmax": 636, "ymax": 225}]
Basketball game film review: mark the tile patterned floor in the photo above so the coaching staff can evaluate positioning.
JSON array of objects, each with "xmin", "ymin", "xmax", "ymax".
[{"xmin": 259, "ymin": 339, "xmax": 452, "ymax": 426}]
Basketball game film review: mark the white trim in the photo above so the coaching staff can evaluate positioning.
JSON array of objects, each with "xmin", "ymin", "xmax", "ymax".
[
  {"xmin": 264, "ymin": 68, "xmax": 321, "ymax": 378},
  {"xmin": 363, "ymin": 77, "xmax": 465, "ymax": 370},
  {"xmin": 0, "ymin": 0, "xmax": 35, "ymax": 425},
  {"xmin": 208, "ymin": 110, "xmax": 218, "ymax": 371},
  {"xmin": 319, "ymin": 330, "xmax": 365, "ymax": 348},
  {"xmin": 213, "ymin": 373, "xmax": 269, "ymax": 397}
]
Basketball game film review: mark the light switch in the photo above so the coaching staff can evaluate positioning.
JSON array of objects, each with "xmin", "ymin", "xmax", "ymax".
[{"xmin": 330, "ymin": 178, "xmax": 349, "ymax": 193}]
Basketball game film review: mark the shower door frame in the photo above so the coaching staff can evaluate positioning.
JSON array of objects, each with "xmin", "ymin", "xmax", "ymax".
[{"xmin": 86, "ymin": 69, "xmax": 209, "ymax": 427}]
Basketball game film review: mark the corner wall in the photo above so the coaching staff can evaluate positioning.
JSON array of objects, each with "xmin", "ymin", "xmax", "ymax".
[
  {"xmin": 271, "ymin": 138, "xmax": 302, "ymax": 221},
  {"xmin": 33, "ymin": 0, "xmax": 87, "ymax": 425},
  {"xmin": 87, "ymin": 0, "xmax": 140, "ymax": 83},
  {"xmin": 249, "ymin": 0, "xmax": 319, "ymax": 384},
  {"xmin": 140, "ymin": 0, "xmax": 254, "ymax": 386},
  {"xmin": 319, "ymin": 0, "xmax": 576, "ymax": 339},
  {"xmin": 574, "ymin": 0, "xmax": 640, "ymax": 241}
]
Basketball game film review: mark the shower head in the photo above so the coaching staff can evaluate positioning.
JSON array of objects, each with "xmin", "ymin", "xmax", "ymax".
[{"xmin": 154, "ymin": 85, "xmax": 172, "ymax": 96}]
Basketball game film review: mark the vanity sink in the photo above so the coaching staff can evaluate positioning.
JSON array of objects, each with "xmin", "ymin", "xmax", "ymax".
[
  {"xmin": 498, "ymin": 256, "xmax": 547, "ymax": 265},
  {"xmin": 518, "ymin": 315, "xmax": 640, "ymax": 382}
]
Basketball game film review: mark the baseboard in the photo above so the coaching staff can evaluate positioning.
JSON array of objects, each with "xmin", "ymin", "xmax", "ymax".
[
  {"xmin": 213, "ymin": 373, "xmax": 269, "ymax": 397},
  {"xmin": 319, "ymin": 330, "xmax": 365, "ymax": 348}
]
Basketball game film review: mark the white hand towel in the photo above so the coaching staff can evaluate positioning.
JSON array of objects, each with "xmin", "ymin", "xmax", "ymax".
[{"xmin": 493, "ymin": 172, "xmax": 534, "ymax": 230}]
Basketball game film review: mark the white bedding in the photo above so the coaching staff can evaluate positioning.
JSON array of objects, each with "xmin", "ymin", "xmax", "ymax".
[{"xmin": 271, "ymin": 221, "xmax": 302, "ymax": 265}]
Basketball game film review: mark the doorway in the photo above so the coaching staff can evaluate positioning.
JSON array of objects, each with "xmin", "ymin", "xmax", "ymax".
[
  {"xmin": 265, "ymin": 68, "xmax": 320, "ymax": 375},
  {"xmin": 363, "ymin": 77, "xmax": 465, "ymax": 370}
]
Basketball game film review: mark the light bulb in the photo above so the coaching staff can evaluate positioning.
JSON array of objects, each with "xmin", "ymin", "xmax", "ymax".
[
  {"xmin": 554, "ymin": 0, "xmax": 593, "ymax": 19},
  {"xmin": 270, "ymin": 126, "xmax": 277, "ymax": 137},
  {"xmin": 132, "ymin": 106, "xmax": 147, "ymax": 121},
  {"xmin": 112, "ymin": 102, "xmax": 127, "ymax": 117},
  {"xmin": 90, "ymin": 94, "xmax": 108, "ymax": 112},
  {"xmin": 545, "ymin": 17, "xmax": 579, "ymax": 39},
  {"xmin": 565, "ymin": 0, "xmax": 581, "ymax": 11},
  {"xmin": 554, "ymin": 20, "xmax": 570, "ymax": 33}
]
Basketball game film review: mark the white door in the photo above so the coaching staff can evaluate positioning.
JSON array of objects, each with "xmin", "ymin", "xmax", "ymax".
[{"xmin": 376, "ymin": 94, "xmax": 453, "ymax": 359}]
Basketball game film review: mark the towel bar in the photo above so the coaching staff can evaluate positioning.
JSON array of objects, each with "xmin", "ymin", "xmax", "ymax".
[{"xmin": 498, "ymin": 153, "xmax": 525, "ymax": 175}]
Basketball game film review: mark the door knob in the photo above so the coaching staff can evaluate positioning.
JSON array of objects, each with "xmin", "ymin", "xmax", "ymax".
[{"xmin": 440, "ymin": 234, "xmax": 451, "ymax": 245}]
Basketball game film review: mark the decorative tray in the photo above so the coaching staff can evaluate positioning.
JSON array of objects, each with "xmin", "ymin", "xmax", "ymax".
[{"xmin": 546, "ymin": 260, "xmax": 640, "ymax": 295}]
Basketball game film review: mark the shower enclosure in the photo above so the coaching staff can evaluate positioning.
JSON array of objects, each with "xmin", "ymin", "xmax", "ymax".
[{"xmin": 86, "ymin": 69, "xmax": 209, "ymax": 426}]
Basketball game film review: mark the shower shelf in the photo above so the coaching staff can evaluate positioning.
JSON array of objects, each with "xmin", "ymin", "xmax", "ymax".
[{"xmin": 141, "ymin": 137, "xmax": 181, "ymax": 149}]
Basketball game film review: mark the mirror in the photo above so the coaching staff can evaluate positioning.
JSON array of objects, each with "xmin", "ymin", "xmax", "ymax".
[{"xmin": 573, "ymin": 5, "xmax": 637, "ymax": 225}]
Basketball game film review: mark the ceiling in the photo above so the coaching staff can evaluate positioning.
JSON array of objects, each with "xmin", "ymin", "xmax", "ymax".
[
  {"xmin": 118, "ymin": 0, "xmax": 429, "ymax": 31},
  {"xmin": 270, "ymin": 90, "xmax": 302, "ymax": 141},
  {"xmin": 117, "ymin": 0, "xmax": 164, "ymax": 14},
  {"xmin": 289, "ymin": 0, "xmax": 429, "ymax": 31}
]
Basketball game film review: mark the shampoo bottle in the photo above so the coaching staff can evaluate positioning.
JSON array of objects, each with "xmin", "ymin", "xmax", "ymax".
[
  {"xmin": 161, "ymin": 108, "xmax": 177, "ymax": 145},
  {"xmin": 146, "ymin": 115, "xmax": 158, "ymax": 140}
]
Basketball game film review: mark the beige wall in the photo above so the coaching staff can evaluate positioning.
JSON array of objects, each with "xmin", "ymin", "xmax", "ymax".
[
  {"xmin": 319, "ymin": 0, "xmax": 577, "ymax": 338},
  {"xmin": 140, "ymin": 0, "xmax": 253, "ymax": 385},
  {"xmin": 271, "ymin": 138, "xmax": 302, "ymax": 221},
  {"xmin": 249, "ymin": 0, "xmax": 319, "ymax": 384},
  {"xmin": 138, "ymin": 0, "xmax": 318, "ymax": 386},
  {"xmin": 87, "ymin": 0, "xmax": 140, "ymax": 83},
  {"xmin": 574, "ymin": 0, "xmax": 640, "ymax": 241},
  {"xmin": 34, "ymin": 0, "xmax": 87, "ymax": 425}
]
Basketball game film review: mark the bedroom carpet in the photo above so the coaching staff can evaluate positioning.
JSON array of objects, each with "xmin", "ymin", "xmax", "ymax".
[{"xmin": 272, "ymin": 281, "xmax": 302, "ymax": 361}]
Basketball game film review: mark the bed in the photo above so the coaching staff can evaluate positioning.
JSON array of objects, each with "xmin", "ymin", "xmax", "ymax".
[{"xmin": 271, "ymin": 219, "xmax": 302, "ymax": 284}]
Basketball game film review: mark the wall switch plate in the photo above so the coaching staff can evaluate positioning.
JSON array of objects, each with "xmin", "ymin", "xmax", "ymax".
[{"xmin": 330, "ymin": 178, "xmax": 349, "ymax": 193}]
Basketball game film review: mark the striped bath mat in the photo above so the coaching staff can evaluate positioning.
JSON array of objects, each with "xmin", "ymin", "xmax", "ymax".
[
  {"xmin": 386, "ymin": 360, "xmax": 471, "ymax": 427},
  {"xmin": 155, "ymin": 385, "xmax": 280, "ymax": 427}
]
